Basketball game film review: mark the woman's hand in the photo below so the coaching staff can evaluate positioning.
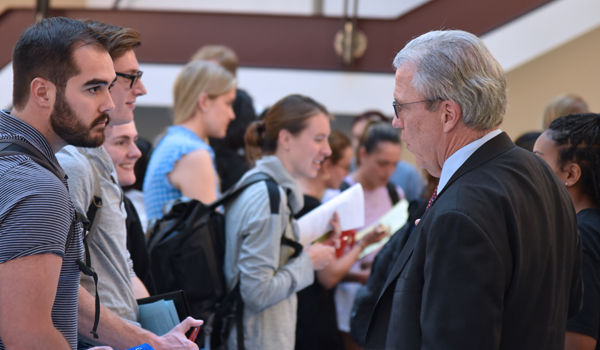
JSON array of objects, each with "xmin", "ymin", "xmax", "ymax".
[
  {"xmin": 322, "ymin": 212, "xmax": 342, "ymax": 249},
  {"xmin": 357, "ymin": 224, "xmax": 389, "ymax": 250},
  {"xmin": 305, "ymin": 243, "xmax": 335, "ymax": 270}
]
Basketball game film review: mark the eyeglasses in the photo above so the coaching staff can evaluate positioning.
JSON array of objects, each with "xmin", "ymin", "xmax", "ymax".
[
  {"xmin": 115, "ymin": 71, "xmax": 143, "ymax": 89},
  {"xmin": 392, "ymin": 99, "xmax": 439, "ymax": 119}
]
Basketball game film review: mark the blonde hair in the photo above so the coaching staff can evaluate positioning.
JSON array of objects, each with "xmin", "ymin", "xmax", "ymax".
[
  {"xmin": 191, "ymin": 45, "xmax": 238, "ymax": 76},
  {"xmin": 172, "ymin": 60, "xmax": 237, "ymax": 125},
  {"xmin": 542, "ymin": 94, "xmax": 589, "ymax": 129}
]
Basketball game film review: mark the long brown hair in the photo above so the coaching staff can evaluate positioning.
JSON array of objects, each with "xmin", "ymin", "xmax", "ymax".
[{"xmin": 245, "ymin": 94, "xmax": 330, "ymax": 162}]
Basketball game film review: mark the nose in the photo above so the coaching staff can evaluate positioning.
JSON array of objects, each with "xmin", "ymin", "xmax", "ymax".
[
  {"xmin": 392, "ymin": 116, "xmax": 403, "ymax": 129},
  {"xmin": 128, "ymin": 142, "xmax": 142, "ymax": 161},
  {"xmin": 133, "ymin": 79, "xmax": 147, "ymax": 96},
  {"xmin": 102, "ymin": 90, "xmax": 115, "ymax": 113},
  {"xmin": 323, "ymin": 139, "xmax": 332, "ymax": 157}
]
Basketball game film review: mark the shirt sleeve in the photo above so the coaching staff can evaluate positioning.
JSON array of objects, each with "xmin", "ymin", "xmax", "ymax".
[
  {"xmin": 0, "ymin": 159, "xmax": 73, "ymax": 263},
  {"xmin": 233, "ymin": 183, "xmax": 314, "ymax": 312},
  {"xmin": 56, "ymin": 146, "xmax": 94, "ymax": 216}
]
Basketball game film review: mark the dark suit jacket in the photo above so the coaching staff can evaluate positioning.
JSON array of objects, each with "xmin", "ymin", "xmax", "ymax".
[{"xmin": 364, "ymin": 132, "xmax": 582, "ymax": 350}]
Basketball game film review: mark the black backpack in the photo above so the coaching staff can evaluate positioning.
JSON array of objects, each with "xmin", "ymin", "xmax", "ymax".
[{"xmin": 146, "ymin": 172, "xmax": 302, "ymax": 350}]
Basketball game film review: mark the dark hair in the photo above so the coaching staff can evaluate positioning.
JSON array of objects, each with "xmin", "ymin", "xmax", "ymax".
[
  {"xmin": 328, "ymin": 130, "xmax": 352, "ymax": 165},
  {"xmin": 352, "ymin": 110, "xmax": 388, "ymax": 127},
  {"xmin": 359, "ymin": 121, "xmax": 401, "ymax": 154},
  {"xmin": 245, "ymin": 94, "xmax": 330, "ymax": 161},
  {"xmin": 12, "ymin": 17, "xmax": 109, "ymax": 109},
  {"xmin": 515, "ymin": 131, "xmax": 542, "ymax": 152},
  {"xmin": 547, "ymin": 113, "xmax": 600, "ymax": 206},
  {"xmin": 82, "ymin": 20, "xmax": 141, "ymax": 60}
]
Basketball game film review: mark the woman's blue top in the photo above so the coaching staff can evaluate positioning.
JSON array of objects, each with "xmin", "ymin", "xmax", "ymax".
[{"xmin": 143, "ymin": 125, "xmax": 219, "ymax": 221}]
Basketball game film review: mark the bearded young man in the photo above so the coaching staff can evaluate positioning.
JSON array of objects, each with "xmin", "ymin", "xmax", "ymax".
[
  {"xmin": 56, "ymin": 21, "xmax": 201, "ymax": 350},
  {"xmin": 0, "ymin": 17, "xmax": 115, "ymax": 350}
]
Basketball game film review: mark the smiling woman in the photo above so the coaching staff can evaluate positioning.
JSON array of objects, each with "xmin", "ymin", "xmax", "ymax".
[
  {"xmin": 223, "ymin": 94, "xmax": 337, "ymax": 350},
  {"xmin": 103, "ymin": 121, "xmax": 142, "ymax": 187}
]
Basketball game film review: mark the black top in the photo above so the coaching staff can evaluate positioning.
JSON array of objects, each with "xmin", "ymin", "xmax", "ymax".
[
  {"xmin": 210, "ymin": 89, "xmax": 257, "ymax": 192},
  {"xmin": 295, "ymin": 195, "xmax": 344, "ymax": 350},
  {"xmin": 567, "ymin": 208, "xmax": 600, "ymax": 347},
  {"xmin": 124, "ymin": 195, "xmax": 156, "ymax": 295}
]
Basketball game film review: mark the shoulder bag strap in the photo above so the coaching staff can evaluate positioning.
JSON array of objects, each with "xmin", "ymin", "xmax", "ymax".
[{"xmin": 386, "ymin": 182, "xmax": 400, "ymax": 205}]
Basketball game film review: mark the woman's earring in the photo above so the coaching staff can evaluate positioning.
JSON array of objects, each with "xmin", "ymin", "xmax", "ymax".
[{"xmin": 565, "ymin": 182, "xmax": 568, "ymax": 186}]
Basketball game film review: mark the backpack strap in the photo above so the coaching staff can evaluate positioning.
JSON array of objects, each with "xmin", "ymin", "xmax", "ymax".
[
  {"xmin": 0, "ymin": 140, "xmax": 71, "ymax": 250},
  {"xmin": 386, "ymin": 182, "xmax": 400, "ymax": 205},
  {"xmin": 228, "ymin": 173, "xmax": 302, "ymax": 350},
  {"xmin": 0, "ymin": 140, "xmax": 101, "ymax": 338},
  {"xmin": 76, "ymin": 148, "xmax": 103, "ymax": 244}
]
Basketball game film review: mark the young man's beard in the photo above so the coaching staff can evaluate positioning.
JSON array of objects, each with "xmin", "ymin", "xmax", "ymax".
[{"xmin": 50, "ymin": 91, "xmax": 109, "ymax": 148}]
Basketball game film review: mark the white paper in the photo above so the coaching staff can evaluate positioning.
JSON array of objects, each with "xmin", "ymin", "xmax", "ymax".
[
  {"xmin": 356, "ymin": 199, "xmax": 409, "ymax": 259},
  {"xmin": 297, "ymin": 183, "xmax": 365, "ymax": 245}
]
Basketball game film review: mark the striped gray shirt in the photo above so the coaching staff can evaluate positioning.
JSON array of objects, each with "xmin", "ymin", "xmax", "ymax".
[{"xmin": 0, "ymin": 110, "xmax": 83, "ymax": 350}]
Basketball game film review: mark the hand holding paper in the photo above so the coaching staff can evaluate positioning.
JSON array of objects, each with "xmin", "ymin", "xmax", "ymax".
[{"xmin": 297, "ymin": 184, "xmax": 365, "ymax": 245}]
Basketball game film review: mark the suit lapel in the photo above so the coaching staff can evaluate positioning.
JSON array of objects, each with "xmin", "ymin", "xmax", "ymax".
[
  {"xmin": 432, "ymin": 132, "xmax": 515, "ymax": 207},
  {"xmin": 379, "ymin": 222, "xmax": 421, "ymax": 296},
  {"xmin": 378, "ymin": 132, "xmax": 515, "ymax": 294}
]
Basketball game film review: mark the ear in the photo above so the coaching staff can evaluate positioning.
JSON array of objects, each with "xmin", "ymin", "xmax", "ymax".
[
  {"xmin": 197, "ymin": 92, "xmax": 210, "ymax": 112},
  {"xmin": 441, "ymin": 100, "xmax": 462, "ymax": 133},
  {"xmin": 564, "ymin": 162, "xmax": 582, "ymax": 187},
  {"xmin": 30, "ymin": 77, "xmax": 55, "ymax": 109},
  {"xmin": 357, "ymin": 146, "xmax": 367, "ymax": 166},
  {"xmin": 278, "ymin": 128, "xmax": 293, "ymax": 152}
]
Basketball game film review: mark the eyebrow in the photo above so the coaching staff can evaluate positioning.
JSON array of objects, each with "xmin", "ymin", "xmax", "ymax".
[{"xmin": 84, "ymin": 76, "xmax": 118, "ymax": 87}]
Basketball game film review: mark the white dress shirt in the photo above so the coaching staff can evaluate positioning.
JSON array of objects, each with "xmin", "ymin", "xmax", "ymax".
[{"xmin": 437, "ymin": 129, "xmax": 503, "ymax": 193}]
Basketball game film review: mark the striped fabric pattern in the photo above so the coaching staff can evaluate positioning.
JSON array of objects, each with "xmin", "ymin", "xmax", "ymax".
[{"xmin": 0, "ymin": 110, "xmax": 83, "ymax": 350}]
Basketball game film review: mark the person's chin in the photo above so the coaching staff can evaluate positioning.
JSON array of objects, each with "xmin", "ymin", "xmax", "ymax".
[{"xmin": 109, "ymin": 111, "xmax": 134, "ymax": 126}]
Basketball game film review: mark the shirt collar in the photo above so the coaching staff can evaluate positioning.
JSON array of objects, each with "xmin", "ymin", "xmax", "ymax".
[
  {"xmin": 437, "ymin": 129, "xmax": 503, "ymax": 192},
  {"xmin": 0, "ymin": 109, "xmax": 61, "ymax": 166}
]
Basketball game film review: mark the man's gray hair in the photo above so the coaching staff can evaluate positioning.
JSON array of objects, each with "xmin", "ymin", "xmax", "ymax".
[{"xmin": 394, "ymin": 30, "xmax": 507, "ymax": 130}]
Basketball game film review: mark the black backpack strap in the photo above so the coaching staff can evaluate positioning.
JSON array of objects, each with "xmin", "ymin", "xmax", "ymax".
[
  {"xmin": 386, "ymin": 182, "xmax": 400, "ymax": 205},
  {"xmin": 230, "ymin": 174, "xmax": 302, "ymax": 350},
  {"xmin": 0, "ymin": 140, "xmax": 63, "ymax": 180},
  {"xmin": 339, "ymin": 181, "xmax": 350, "ymax": 192},
  {"xmin": 76, "ymin": 148, "xmax": 103, "ymax": 243},
  {"xmin": 0, "ymin": 140, "xmax": 101, "ymax": 338},
  {"xmin": 0, "ymin": 141, "xmax": 72, "ymax": 251}
]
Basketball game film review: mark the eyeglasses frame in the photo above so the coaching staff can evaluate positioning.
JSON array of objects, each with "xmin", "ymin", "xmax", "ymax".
[
  {"xmin": 392, "ymin": 98, "xmax": 442, "ymax": 119},
  {"xmin": 115, "ymin": 71, "xmax": 143, "ymax": 89}
]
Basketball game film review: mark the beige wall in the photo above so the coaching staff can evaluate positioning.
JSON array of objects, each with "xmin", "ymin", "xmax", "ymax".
[
  {"xmin": 0, "ymin": 0, "xmax": 85, "ymax": 14},
  {"xmin": 503, "ymin": 25, "xmax": 600, "ymax": 138}
]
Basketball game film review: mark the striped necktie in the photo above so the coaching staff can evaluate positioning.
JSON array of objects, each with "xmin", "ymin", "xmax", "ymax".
[{"xmin": 426, "ymin": 186, "xmax": 438, "ymax": 211}]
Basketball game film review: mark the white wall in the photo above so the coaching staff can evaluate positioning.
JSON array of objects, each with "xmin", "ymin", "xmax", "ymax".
[{"xmin": 89, "ymin": 0, "xmax": 431, "ymax": 19}]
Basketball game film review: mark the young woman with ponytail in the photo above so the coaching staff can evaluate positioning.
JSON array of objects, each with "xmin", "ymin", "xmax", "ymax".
[
  {"xmin": 223, "ymin": 94, "xmax": 337, "ymax": 350},
  {"xmin": 533, "ymin": 113, "xmax": 600, "ymax": 350}
]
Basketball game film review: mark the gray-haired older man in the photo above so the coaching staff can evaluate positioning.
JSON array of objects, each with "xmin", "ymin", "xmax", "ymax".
[{"xmin": 363, "ymin": 30, "xmax": 582, "ymax": 349}]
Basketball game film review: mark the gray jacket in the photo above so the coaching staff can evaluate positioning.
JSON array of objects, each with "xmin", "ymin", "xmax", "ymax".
[{"xmin": 224, "ymin": 156, "xmax": 314, "ymax": 350}]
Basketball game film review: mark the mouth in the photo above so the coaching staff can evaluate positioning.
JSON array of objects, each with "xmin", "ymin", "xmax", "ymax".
[
  {"xmin": 126, "ymin": 101, "xmax": 136, "ymax": 110},
  {"xmin": 312, "ymin": 159, "xmax": 324, "ymax": 170},
  {"xmin": 119, "ymin": 163, "xmax": 134, "ymax": 170}
]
